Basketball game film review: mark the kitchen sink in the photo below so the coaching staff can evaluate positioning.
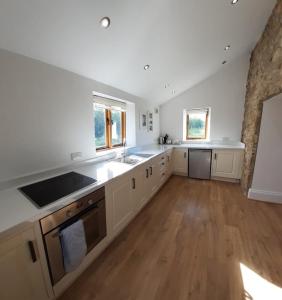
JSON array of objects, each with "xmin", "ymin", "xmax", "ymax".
[
  {"xmin": 114, "ymin": 156, "xmax": 141, "ymax": 165},
  {"xmin": 132, "ymin": 153, "xmax": 154, "ymax": 158}
]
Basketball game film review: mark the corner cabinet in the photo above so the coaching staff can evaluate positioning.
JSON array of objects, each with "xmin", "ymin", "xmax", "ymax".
[
  {"xmin": 172, "ymin": 148, "xmax": 188, "ymax": 176},
  {"xmin": 0, "ymin": 227, "xmax": 49, "ymax": 300},
  {"xmin": 211, "ymin": 149, "xmax": 243, "ymax": 180}
]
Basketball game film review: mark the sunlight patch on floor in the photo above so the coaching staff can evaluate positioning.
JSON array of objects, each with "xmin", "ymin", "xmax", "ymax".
[{"xmin": 240, "ymin": 263, "xmax": 282, "ymax": 300}]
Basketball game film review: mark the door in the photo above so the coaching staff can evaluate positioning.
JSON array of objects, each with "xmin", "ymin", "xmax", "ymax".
[
  {"xmin": 109, "ymin": 173, "xmax": 134, "ymax": 237},
  {"xmin": 148, "ymin": 157, "xmax": 160, "ymax": 197},
  {"xmin": 131, "ymin": 166, "xmax": 146, "ymax": 211},
  {"xmin": 82, "ymin": 199, "xmax": 106, "ymax": 252},
  {"xmin": 173, "ymin": 148, "xmax": 188, "ymax": 175},
  {"xmin": 142, "ymin": 162, "xmax": 152, "ymax": 205},
  {"xmin": 166, "ymin": 149, "xmax": 173, "ymax": 177},
  {"xmin": 211, "ymin": 150, "xmax": 243, "ymax": 179},
  {"xmin": 0, "ymin": 228, "xmax": 48, "ymax": 300}
]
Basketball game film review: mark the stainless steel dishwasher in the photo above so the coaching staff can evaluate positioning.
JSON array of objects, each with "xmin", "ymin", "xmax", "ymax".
[{"xmin": 188, "ymin": 149, "xmax": 212, "ymax": 179}]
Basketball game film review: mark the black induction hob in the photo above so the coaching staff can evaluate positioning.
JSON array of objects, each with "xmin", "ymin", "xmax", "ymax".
[{"xmin": 19, "ymin": 172, "xmax": 97, "ymax": 208}]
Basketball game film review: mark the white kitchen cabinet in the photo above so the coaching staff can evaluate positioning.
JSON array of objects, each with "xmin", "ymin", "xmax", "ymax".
[
  {"xmin": 0, "ymin": 227, "xmax": 49, "ymax": 300},
  {"xmin": 158, "ymin": 150, "xmax": 172, "ymax": 185},
  {"xmin": 166, "ymin": 149, "xmax": 173, "ymax": 178},
  {"xmin": 173, "ymin": 148, "xmax": 188, "ymax": 176},
  {"xmin": 108, "ymin": 158, "xmax": 162, "ymax": 238},
  {"xmin": 211, "ymin": 149, "xmax": 243, "ymax": 179},
  {"xmin": 137, "ymin": 158, "xmax": 160, "ymax": 206},
  {"xmin": 148, "ymin": 157, "xmax": 160, "ymax": 198},
  {"xmin": 108, "ymin": 173, "xmax": 134, "ymax": 237},
  {"xmin": 131, "ymin": 165, "xmax": 147, "ymax": 211}
]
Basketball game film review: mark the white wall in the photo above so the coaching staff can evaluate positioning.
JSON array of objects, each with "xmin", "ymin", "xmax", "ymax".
[
  {"xmin": 248, "ymin": 93, "xmax": 282, "ymax": 203},
  {"xmin": 0, "ymin": 49, "xmax": 159, "ymax": 182},
  {"xmin": 159, "ymin": 53, "xmax": 250, "ymax": 142}
]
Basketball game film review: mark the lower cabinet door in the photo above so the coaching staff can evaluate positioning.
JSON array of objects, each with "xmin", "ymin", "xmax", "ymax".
[
  {"xmin": 149, "ymin": 159, "xmax": 160, "ymax": 197},
  {"xmin": 173, "ymin": 148, "xmax": 188, "ymax": 175},
  {"xmin": 0, "ymin": 228, "xmax": 48, "ymax": 300},
  {"xmin": 110, "ymin": 174, "xmax": 134, "ymax": 237},
  {"xmin": 211, "ymin": 150, "xmax": 243, "ymax": 179},
  {"xmin": 131, "ymin": 166, "xmax": 146, "ymax": 211},
  {"xmin": 166, "ymin": 150, "xmax": 173, "ymax": 177}
]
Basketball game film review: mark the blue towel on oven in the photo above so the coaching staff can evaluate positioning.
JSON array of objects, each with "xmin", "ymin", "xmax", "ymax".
[{"xmin": 60, "ymin": 219, "xmax": 87, "ymax": 273}]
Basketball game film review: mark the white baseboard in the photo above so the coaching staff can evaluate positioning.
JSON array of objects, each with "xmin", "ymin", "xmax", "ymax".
[
  {"xmin": 248, "ymin": 188, "xmax": 282, "ymax": 204},
  {"xmin": 211, "ymin": 176, "xmax": 240, "ymax": 183}
]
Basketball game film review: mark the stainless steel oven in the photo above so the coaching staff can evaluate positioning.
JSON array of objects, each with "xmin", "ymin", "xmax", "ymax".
[{"xmin": 40, "ymin": 186, "xmax": 106, "ymax": 285}]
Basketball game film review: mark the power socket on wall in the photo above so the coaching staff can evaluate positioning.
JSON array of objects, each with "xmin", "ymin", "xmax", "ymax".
[{"xmin": 70, "ymin": 152, "xmax": 83, "ymax": 161}]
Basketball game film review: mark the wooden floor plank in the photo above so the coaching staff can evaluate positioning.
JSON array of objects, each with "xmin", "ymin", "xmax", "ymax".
[{"xmin": 59, "ymin": 176, "xmax": 282, "ymax": 300}]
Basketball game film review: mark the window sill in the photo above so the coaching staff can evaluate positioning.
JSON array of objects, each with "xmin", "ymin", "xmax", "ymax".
[
  {"xmin": 95, "ymin": 146, "xmax": 129, "ymax": 158},
  {"xmin": 183, "ymin": 139, "xmax": 210, "ymax": 143}
]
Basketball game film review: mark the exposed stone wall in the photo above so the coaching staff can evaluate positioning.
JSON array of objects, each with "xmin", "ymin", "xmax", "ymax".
[{"xmin": 241, "ymin": 0, "xmax": 282, "ymax": 192}]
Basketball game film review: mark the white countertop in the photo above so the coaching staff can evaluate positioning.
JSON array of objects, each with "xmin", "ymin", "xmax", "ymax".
[
  {"xmin": 160, "ymin": 142, "xmax": 245, "ymax": 150},
  {"xmin": 0, "ymin": 142, "xmax": 244, "ymax": 236}
]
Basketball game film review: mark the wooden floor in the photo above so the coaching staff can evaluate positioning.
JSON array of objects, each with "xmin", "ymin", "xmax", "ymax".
[{"xmin": 59, "ymin": 176, "xmax": 282, "ymax": 300}]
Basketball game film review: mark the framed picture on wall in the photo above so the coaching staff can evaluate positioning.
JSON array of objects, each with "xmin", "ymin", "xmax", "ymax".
[
  {"xmin": 147, "ymin": 111, "xmax": 153, "ymax": 132},
  {"xmin": 140, "ymin": 112, "xmax": 147, "ymax": 130}
]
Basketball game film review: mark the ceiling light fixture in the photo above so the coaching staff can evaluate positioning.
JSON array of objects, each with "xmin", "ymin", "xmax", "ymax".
[
  {"xmin": 222, "ymin": 60, "xmax": 227, "ymax": 65},
  {"xmin": 144, "ymin": 64, "xmax": 150, "ymax": 70},
  {"xmin": 172, "ymin": 89, "xmax": 176, "ymax": 94},
  {"xmin": 100, "ymin": 17, "xmax": 111, "ymax": 28},
  {"xmin": 224, "ymin": 45, "xmax": 231, "ymax": 51},
  {"xmin": 231, "ymin": 0, "xmax": 239, "ymax": 5},
  {"xmin": 165, "ymin": 83, "xmax": 170, "ymax": 88}
]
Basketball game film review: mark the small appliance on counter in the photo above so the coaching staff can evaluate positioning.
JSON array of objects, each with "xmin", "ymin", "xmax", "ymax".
[
  {"xmin": 159, "ymin": 134, "xmax": 171, "ymax": 145},
  {"xmin": 163, "ymin": 134, "xmax": 169, "ymax": 144}
]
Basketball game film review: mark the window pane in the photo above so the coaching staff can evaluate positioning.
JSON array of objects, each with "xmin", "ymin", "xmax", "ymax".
[
  {"xmin": 111, "ymin": 110, "xmax": 122, "ymax": 145},
  {"xmin": 187, "ymin": 112, "xmax": 207, "ymax": 139},
  {"xmin": 94, "ymin": 107, "xmax": 106, "ymax": 148}
]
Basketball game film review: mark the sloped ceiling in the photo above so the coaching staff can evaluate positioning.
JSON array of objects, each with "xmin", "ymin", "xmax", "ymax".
[{"xmin": 0, "ymin": 0, "xmax": 276, "ymax": 104}]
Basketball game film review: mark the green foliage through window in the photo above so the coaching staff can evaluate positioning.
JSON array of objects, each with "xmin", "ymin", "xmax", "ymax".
[
  {"xmin": 94, "ymin": 104, "xmax": 125, "ymax": 149},
  {"xmin": 186, "ymin": 110, "xmax": 208, "ymax": 139},
  {"xmin": 111, "ymin": 110, "xmax": 122, "ymax": 145},
  {"xmin": 94, "ymin": 107, "xmax": 106, "ymax": 147}
]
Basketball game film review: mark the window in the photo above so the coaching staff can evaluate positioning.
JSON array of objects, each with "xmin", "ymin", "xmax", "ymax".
[
  {"xmin": 94, "ymin": 97, "xmax": 126, "ymax": 150},
  {"xmin": 94, "ymin": 106, "xmax": 107, "ymax": 148},
  {"xmin": 185, "ymin": 109, "xmax": 209, "ymax": 140}
]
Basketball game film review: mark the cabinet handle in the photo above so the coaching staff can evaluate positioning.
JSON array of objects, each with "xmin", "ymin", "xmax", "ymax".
[
  {"xmin": 132, "ymin": 178, "xmax": 136, "ymax": 189},
  {"xmin": 150, "ymin": 166, "xmax": 153, "ymax": 176},
  {"xmin": 28, "ymin": 240, "xmax": 37, "ymax": 263},
  {"xmin": 214, "ymin": 153, "xmax": 217, "ymax": 160},
  {"xmin": 167, "ymin": 156, "xmax": 170, "ymax": 162},
  {"xmin": 146, "ymin": 169, "xmax": 149, "ymax": 178},
  {"xmin": 184, "ymin": 152, "xmax": 187, "ymax": 158}
]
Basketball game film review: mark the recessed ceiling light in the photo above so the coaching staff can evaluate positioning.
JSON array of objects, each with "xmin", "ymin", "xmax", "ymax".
[
  {"xmin": 165, "ymin": 83, "xmax": 170, "ymax": 89},
  {"xmin": 222, "ymin": 60, "xmax": 227, "ymax": 65},
  {"xmin": 100, "ymin": 17, "xmax": 111, "ymax": 28},
  {"xmin": 172, "ymin": 89, "xmax": 176, "ymax": 94},
  {"xmin": 231, "ymin": 0, "xmax": 239, "ymax": 5},
  {"xmin": 224, "ymin": 45, "xmax": 231, "ymax": 51},
  {"xmin": 144, "ymin": 64, "xmax": 150, "ymax": 70}
]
